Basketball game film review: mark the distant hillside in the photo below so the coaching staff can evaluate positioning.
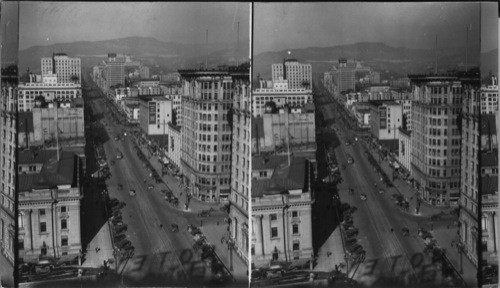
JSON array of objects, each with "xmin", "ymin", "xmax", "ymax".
[
  {"xmin": 480, "ymin": 48, "xmax": 499, "ymax": 77},
  {"xmin": 254, "ymin": 42, "xmax": 487, "ymax": 80},
  {"xmin": 19, "ymin": 36, "xmax": 250, "ymax": 74}
]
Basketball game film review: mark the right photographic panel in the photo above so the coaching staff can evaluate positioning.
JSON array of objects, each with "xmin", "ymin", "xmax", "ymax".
[{"xmin": 250, "ymin": 2, "xmax": 498, "ymax": 288}]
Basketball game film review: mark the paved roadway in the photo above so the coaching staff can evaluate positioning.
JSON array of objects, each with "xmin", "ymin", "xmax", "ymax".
[
  {"xmin": 313, "ymin": 78, "xmax": 465, "ymax": 287},
  {"xmin": 83, "ymin": 76, "xmax": 211, "ymax": 286}
]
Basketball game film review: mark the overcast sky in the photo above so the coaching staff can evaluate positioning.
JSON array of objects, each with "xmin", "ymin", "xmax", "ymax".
[
  {"xmin": 254, "ymin": 2, "xmax": 497, "ymax": 54},
  {"xmin": 1, "ymin": 2, "xmax": 19, "ymax": 64},
  {"xmin": 19, "ymin": 2, "xmax": 249, "ymax": 50}
]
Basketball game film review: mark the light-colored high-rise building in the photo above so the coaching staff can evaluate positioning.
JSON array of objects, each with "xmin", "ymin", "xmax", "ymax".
[
  {"xmin": 480, "ymin": 111, "xmax": 499, "ymax": 268},
  {"xmin": 228, "ymin": 70, "xmax": 251, "ymax": 264},
  {"xmin": 179, "ymin": 65, "xmax": 249, "ymax": 202},
  {"xmin": 409, "ymin": 73, "xmax": 480, "ymax": 207},
  {"xmin": 272, "ymin": 59, "xmax": 312, "ymax": 90},
  {"xmin": 480, "ymin": 76, "xmax": 498, "ymax": 114},
  {"xmin": 41, "ymin": 53, "xmax": 81, "ymax": 84},
  {"xmin": 458, "ymin": 77, "xmax": 481, "ymax": 267},
  {"xmin": 17, "ymin": 82, "xmax": 82, "ymax": 112},
  {"xmin": 0, "ymin": 82, "xmax": 16, "ymax": 265},
  {"xmin": 252, "ymin": 87, "xmax": 312, "ymax": 118},
  {"xmin": 104, "ymin": 53, "xmax": 125, "ymax": 89},
  {"xmin": 138, "ymin": 96, "xmax": 172, "ymax": 136}
]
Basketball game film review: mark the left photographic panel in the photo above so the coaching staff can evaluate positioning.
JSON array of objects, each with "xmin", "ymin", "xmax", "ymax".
[
  {"xmin": 16, "ymin": 2, "xmax": 250, "ymax": 287},
  {"xmin": 0, "ymin": 1, "xmax": 19, "ymax": 287}
]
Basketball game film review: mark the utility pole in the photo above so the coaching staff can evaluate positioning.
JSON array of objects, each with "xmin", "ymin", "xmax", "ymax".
[
  {"xmin": 465, "ymin": 24, "xmax": 471, "ymax": 72},
  {"xmin": 205, "ymin": 29, "xmax": 208, "ymax": 69},
  {"xmin": 434, "ymin": 35, "xmax": 438, "ymax": 74}
]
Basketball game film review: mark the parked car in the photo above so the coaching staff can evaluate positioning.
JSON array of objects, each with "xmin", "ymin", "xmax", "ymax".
[
  {"xmin": 171, "ymin": 224, "xmax": 179, "ymax": 232},
  {"xmin": 378, "ymin": 188, "xmax": 385, "ymax": 194},
  {"xmin": 345, "ymin": 238, "xmax": 357, "ymax": 246},
  {"xmin": 360, "ymin": 193, "xmax": 367, "ymax": 201},
  {"xmin": 114, "ymin": 224, "xmax": 128, "ymax": 234},
  {"xmin": 347, "ymin": 243, "xmax": 362, "ymax": 253},
  {"xmin": 345, "ymin": 228, "xmax": 359, "ymax": 238},
  {"xmin": 129, "ymin": 189, "xmax": 136, "ymax": 196},
  {"xmin": 114, "ymin": 233, "xmax": 126, "ymax": 242},
  {"xmin": 115, "ymin": 239, "xmax": 132, "ymax": 250}
]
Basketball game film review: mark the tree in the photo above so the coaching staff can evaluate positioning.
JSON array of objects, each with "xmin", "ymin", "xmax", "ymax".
[
  {"xmin": 70, "ymin": 74, "xmax": 79, "ymax": 84},
  {"xmin": 301, "ymin": 80, "xmax": 311, "ymax": 90},
  {"xmin": 34, "ymin": 96, "xmax": 47, "ymax": 108}
]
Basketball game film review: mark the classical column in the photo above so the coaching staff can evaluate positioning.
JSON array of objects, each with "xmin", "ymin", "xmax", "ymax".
[
  {"xmin": 259, "ymin": 215, "xmax": 265, "ymax": 257},
  {"xmin": 488, "ymin": 212, "xmax": 496, "ymax": 252}
]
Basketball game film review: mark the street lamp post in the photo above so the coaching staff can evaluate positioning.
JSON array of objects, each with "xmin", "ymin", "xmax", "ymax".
[
  {"xmin": 227, "ymin": 238, "xmax": 235, "ymax": 272},
  {"xmin": 453, "ymin": 240, "xmax": 466, "ymax": 274}
]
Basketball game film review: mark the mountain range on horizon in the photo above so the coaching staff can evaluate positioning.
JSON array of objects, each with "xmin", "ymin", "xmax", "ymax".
[
  {"xmin": 19, "ymin": 36, "xmax": 250, "ymax": 75},
  {"xmin": 254, "ymin": 42, "xmax": 497, "ymax": 80},
  {"xmin": 17, "ymin": 37, "xmax": 496, "ymax": 80}
]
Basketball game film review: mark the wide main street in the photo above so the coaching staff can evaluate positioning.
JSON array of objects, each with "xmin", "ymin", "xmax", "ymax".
[
  {"xmin": 313, "ymin": 77, "xmax": 468, "ymax": 287},
  {"xmin": 81, "ymin": 73, "xmax": 237, "ymax": 287}
]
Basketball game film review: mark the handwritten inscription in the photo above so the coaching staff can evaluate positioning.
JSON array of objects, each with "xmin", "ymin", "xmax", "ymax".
[{"xmin": 354, "ymin": 252, "xmax": 463, "ymax": 287}]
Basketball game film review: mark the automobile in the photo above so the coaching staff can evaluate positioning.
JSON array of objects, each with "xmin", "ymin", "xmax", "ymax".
[
  {"xmin": 171, "ymin": 224, "xmax": 179, "ymax": 232},
  {"xmin": 378, "ymin": 188, "xmax": 385, "ymax": 194},
  {"xmin": 129, "ymin": 189, "xmax": 136, "ymax": 196},
  {"xmin": 342, "ymin": 220, "xmax": 353, "ymax": 229},
  {"xmin": 109, "ymin": 198, "xmax": 119, "ymax": 207},
  {"xmin": 114, "ymin": 233, "xmax": 126, "ymax": 242},
  {"xmin": 147, "ymin": 184, "xmax": 154, "ymax": 190},
  {"xmin": 345, "ymin": 142, "xmax": 350, "ymax": 146},
  {"xmin": 347, "ymin": 157, "xmax": 354, "ymax": 164},
  {"xmin": 117, "ymin": 184, "xmax": 123, "ymax": 191},
  {"xmin": 251, "ymin": 269, "xmax": 267, "ymax": 280},
  {"xmin": 114, "ymin": 224, "xmax": 128, "ymax": 234},
  {"xmin": 360, "ymin": 193, "xmax": 367, "ymax": 201},
  {"xmin": 347, "ymin": 243, "xmax": 363, "ymax": 253},
  {"xmin": 115, "ymin": 239, "xmax": 132, "ymax": 250},
  {"xmin": 116, "ymin": 152, "xmax": 123, "ymax": 159},
  {"xmin": 345, "ymin": 238, "xmax": 357, "ymax": 246},
  {"xmin": 98, "ymin": 159, "xmax": 108, "ymax": 168},
  {"xmin": 345, "ymin": 229, "xmax": 359, "ymax": 238}
]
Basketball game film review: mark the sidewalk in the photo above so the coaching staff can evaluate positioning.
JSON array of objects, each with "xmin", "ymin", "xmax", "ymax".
[
  {"xmin": 134, "ymin": 136, "xmax": 222, "ymax": 214},
  {"xmin": 432, "ymin": 227, "xmax": 477, "ymax": 287},
  {"xmin": 133, "ymin": 135, "xmax": 249, "ymax": 281},
  {"xmin": 361, "ymin": 141, "xmax": 452, "ymax": 217},
  {"xmin": 0, "ymin": 253, "xmax": 13, "ymax": 288},
  {"xmin": 81, "ymin": 221, "xmax": 115, "ymax": 271},
  {"xmin": 314, "ymin": 226, "xmax": 346, "ymax": 275},
  {"xmin": 201, "ymin": 222, "xmax": 248, "ymax": 283}
]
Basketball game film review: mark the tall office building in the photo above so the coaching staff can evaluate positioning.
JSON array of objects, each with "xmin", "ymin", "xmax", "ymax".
[
  {"xmin": 104, "ymin": 53, "xmax": 125, "ymax": 89},
  {"xmin": 458, "ymin": 78, "xmax": 481, "ymax": 267},
  {"xmin": 480, "ymin": 75, "xmax": 498, "ymax": 114},
  {"xmin": 41, "ymin": 53, "xmax": 81, "ymax": 84},
  {"xmin": 228, "ymin": 69, "xmax": 251, "ymax": 264},
  {"xmin": 479, "ymin": 113, "xmax": 498, "ymax": 267},
  {"xmin": 0, "ymin": 75, "xmax": 17, "ymax": 265},
  {"xmin": 408, "ymin": 73, "xmax": 480, "ymax": 207},
  {"xmin": 178, "ymin": 64, "xmax": 249, "ymax": 202},
  {"xmin": 272, "ymin": 59, "xmax": 312, "ymax": 90}
]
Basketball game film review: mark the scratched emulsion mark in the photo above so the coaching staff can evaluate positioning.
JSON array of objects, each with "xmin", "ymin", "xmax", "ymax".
[
  {"xmin": 354, "ymin": 252, "xmax": 463, "ymax": 287},
  {"xmin": 117, "ymin": 249, "xmax": 214, "ymax": 284}
]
